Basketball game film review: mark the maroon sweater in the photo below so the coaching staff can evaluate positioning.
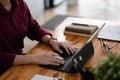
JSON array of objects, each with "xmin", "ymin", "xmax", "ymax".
[{"xmin": 0, "ymin": 0, "xmax": 51, "ymax": 74}]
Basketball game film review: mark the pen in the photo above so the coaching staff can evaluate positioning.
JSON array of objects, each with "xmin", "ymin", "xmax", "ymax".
[{"xmin": 72, "ymin": 23, "xmax": 95, "ymax": 26}]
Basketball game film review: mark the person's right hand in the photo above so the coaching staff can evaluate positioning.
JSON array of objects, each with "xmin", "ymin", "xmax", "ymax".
[{"xmin": 32, "ymin": 51, "xmax": 65, "ymax": 66}]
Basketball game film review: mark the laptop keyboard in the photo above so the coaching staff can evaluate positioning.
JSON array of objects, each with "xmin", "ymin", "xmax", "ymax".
[
  {"xmin": 39, "ymin": 47, "xmax": 79, "ymax": 73},
  {"xmin": 57, "ymin": 47, "xmax": 79, "ymax": 58}
]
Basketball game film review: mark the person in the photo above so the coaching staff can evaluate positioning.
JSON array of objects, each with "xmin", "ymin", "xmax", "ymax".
[{"xmin": 0, "ymin": 0, "xmax": 75, "ymax": 75}]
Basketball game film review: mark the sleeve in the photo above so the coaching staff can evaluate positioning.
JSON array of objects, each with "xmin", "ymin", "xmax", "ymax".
[
  {"xmin": 0, "ymin": 52, "xmax": 16, "ymax": 75},
  {"xmin": 24, "ymin": 2, "xmax": 52, "ymax": 41}
]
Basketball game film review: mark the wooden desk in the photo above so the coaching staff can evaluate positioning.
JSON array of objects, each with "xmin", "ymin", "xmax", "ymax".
[{"xmin": 0, "ymin": 18, "xmax": 120, "ymax": 80}]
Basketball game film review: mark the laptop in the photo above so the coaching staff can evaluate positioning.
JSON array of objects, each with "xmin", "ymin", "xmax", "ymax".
[{"xmin": 39, "ymin": 23, "xmax": 105, "ymax": 73}]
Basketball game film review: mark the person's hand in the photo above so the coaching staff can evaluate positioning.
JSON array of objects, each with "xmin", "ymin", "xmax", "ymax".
[
  {"xmin": 49, "ymin": 39, "xmax": 77, "ymax": 54},
  {"xmin": 33, "ymin": 50, "xmax": 65, "ymax": 66}
]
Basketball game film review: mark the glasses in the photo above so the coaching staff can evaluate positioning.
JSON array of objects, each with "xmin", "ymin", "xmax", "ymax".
[{"xmin": 100, "ymin": 39, "xmax": 119, "ymax": 54}]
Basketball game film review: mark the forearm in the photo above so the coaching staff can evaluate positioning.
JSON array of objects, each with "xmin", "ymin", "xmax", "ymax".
[{"xmin": 13, "ymin": 55, "xmax": 34, "ymax": 65}]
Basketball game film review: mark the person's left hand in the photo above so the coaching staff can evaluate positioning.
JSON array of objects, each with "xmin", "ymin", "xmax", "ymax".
[{"xmin": 49, "ymin": 39, "xmax": 77, "ymax": 54}]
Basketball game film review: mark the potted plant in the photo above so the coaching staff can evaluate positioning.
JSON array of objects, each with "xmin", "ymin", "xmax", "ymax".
[{"xmin": 91, "ymin": 51, "xmax": 120, "ymax": 80}]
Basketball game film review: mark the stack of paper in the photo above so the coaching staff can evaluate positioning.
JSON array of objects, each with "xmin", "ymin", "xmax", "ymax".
[
  {"xmin": 31, "ymin": 74, "xmax": 64, "ymax": 80},
  {"xmin": 97, "ymin": 24, "xmax": 120, "ymax": 41}
]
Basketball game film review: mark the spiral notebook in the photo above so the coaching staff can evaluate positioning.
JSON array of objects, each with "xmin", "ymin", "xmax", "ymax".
[{"xmin": 97, "ymin": 24, "xmax": 120, "ymax": 41}]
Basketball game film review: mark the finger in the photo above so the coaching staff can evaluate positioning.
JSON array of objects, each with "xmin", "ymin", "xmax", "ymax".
[
  {"xmin": 50, "ymin": 52, "xmax": 64, "ymax": 61},
  {"xmin": 61, "ymin": 42, "xmax": 71, "ymax": 55},
  {"xmin": 53, "ymin": 58, "xmax": 65, "ymax": 64},
  {"xmin": 48, "ymin": 53, "xmax": 64, "ymax": 62},
  {"xmin": 67, "ymin": 46, "xmax": 75, "ymax": 54},
  {"xmin": 47, "ymin": 51, "xmax": 65, "ymax": 65},
  {"xmin": 54, "ymin": 46, "xmax": 63, "ymax": 54},
  {"xmin": 66, "ymin": 41, "xmax": 78, "ymax": 45},
  {"xmin": 50, "ymin": 52, "xmax": 60, "ymax": 56},
  {"xmin": 66, "ymin": 43, "xmax": 76, "ymax": 54},
  {"xmin": 55, "ymin": 56, "xmax": 64, "ymax": 60},
  {"xmin": 47, "ymin": 61, "xmax": 60, "ymax": 66},
  {"xmin": 49, "ymin": 57, "xmax": 65, "ymax": 65},
  {"xmin": 62, "ymin": 42, "xmax": 76, "ymax": 54}
]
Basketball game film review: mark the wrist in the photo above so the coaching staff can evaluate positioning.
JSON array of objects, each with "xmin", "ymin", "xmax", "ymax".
[
  {"xmin": 47, "ymin": 37, "xmax": 57, "ymax": 45},
  {"xmin": 13, "ymin": 55, "xmax": 34, "ymax": 65}
]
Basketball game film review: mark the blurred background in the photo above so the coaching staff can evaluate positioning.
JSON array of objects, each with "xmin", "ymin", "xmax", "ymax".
[
  {"xmin": 23, "ymin": 0, "xmax": 120, "ymax": 52},
  {"xmin": 25, "ymin": 0, "xmax": 120, "ymax": 23}
]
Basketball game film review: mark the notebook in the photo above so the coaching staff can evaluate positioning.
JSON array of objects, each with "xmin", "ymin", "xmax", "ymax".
[
  {"xmin": 64, "ymin": 23, "xmax": 98, "ymax": 37},
  {"xmin": 97, "ymin": 24, "xmax": 120, "ymax": 41}
]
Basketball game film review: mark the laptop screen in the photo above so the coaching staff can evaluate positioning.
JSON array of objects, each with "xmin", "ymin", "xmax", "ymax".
[
  {"xmin": 72, "ymin": 40, "xmax": 94, "ymax": 67},
  {"xmin": 72, "ymin": 23, "xmax": 105, "ymax": 72}
]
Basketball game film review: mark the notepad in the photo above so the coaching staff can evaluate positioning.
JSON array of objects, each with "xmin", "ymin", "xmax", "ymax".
[
  {"xmin": 97, "ymin": 24, "xmax": 120, "ymax": 41},
  {"xmin": 64, "ymin": 23, "xmax": 98, "ymax": 37},
  {"xmin": 31, "ymin": 74, "xmax": 64, "ymax": 80}
]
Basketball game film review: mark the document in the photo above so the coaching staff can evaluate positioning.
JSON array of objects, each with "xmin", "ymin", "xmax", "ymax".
[
  {"xmin": 31, "ymin": 74, "xmax": 64, "ymax": 80},
  {"xmin": 97, "ymin": 24, "xmax": 120, "ymax": 41}
]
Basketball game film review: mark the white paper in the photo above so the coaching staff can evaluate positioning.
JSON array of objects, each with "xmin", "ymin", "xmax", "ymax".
[
  {"xmin": 31, "ymin": 74, "xmax": 64, "ymax": 80},
  {"xmin": 97, "ymin": 24, "xmax": 120, "ymax": 41}
]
